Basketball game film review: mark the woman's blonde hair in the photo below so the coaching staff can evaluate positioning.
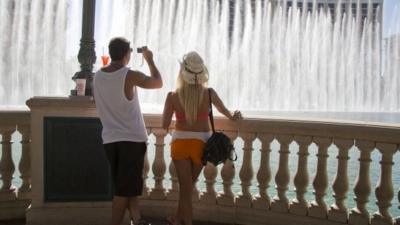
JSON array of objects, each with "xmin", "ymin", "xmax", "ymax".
[{"xmin": 176, "ymin": 71, "xmax": 207, "ymax": 125}]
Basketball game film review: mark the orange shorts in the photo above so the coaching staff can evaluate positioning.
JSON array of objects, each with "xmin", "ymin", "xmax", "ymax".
[{"xmin": 171, "ymin": 139, "xmax": 206, "ymax": 165}]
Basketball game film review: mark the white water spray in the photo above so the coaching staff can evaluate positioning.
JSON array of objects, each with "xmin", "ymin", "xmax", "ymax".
[{"xmin": 0, "ymin": 0, "xmax": 399, "ymax": 112}]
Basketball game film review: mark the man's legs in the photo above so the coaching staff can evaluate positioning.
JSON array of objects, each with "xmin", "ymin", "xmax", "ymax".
[
  {"xmin": 105, "ymin": 144, "xmax": 128, "ymax": 225},
  {"xmin": 112, "ymin": 196, "xmax": 129, "ymax": 225},
  {"xmin": 107, "ymin": 142, "xmax": 147, "ymax": 225},
  {"xmin": 128, "ymin": 196, "xmax": 141, "ymax": 222},
  {"xmin": 111, "ymin": 196, "xmax": 143, "ymax": 225},
  {"xmin": 124, "ymin": 142, "xmax": 147, "ymax": 224}
]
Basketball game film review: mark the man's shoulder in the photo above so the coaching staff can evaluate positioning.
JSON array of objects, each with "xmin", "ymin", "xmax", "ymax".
[
  {"xmin": 126, "ymin": 69, "xmax": 145, "ymax": 80},
  {"xmin": 126, "ymin": 69, "xmax": 142, "ymax": 75}
]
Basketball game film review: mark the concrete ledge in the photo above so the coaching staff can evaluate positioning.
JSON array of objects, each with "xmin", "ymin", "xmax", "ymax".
[
  {"xmin": 0, "ymin": 200, "xmax": 30, "ymax": 220},
  {"xmin": 146, "ymin": 199, "xmax": 345, "ymax": 225},
  {"xmin": 27, "ymin": 206, "xmax": 131, "ymax": 225},
  {"xmin": 26, "ymin": 199, "xmax": 346, "ymax": 225}
]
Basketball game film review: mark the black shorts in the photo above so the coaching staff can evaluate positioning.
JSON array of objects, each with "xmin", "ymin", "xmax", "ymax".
[{"xmin": 104, "ymin": 141, "xmax": 147, "ymax": 197}]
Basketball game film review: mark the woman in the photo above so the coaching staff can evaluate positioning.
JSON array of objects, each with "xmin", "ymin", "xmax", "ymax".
[{"xmin": 162, "ymin": 51, "xmax": 242, "ymax": 225}]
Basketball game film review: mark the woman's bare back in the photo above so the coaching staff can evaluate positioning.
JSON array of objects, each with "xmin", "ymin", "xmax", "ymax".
[{"xmin": 170, "ymin": 88, "xmax": 210, "ymax": 132}]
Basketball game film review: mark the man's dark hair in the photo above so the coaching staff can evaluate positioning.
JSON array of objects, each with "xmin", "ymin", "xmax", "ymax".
[{"xmin": 109, "ymin": 37, "xmax": 131, "ymax": 61}]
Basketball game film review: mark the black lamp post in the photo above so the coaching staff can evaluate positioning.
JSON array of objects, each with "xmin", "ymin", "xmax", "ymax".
[{"xmin": 71, "ymin": 0, "xmax": 96, "ymax": 96}]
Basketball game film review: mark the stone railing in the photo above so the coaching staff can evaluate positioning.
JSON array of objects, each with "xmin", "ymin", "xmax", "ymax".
[
  {"xmin": 0, "ymin": 110, "xmax": 31, "ymax": 220},
  {"xmin": 142, "ymin": 115, "xmax": 400, "ymax": 225},
  {"xmin": 1, "ymin": 110, "xmax": 400, "ymax": 225}
]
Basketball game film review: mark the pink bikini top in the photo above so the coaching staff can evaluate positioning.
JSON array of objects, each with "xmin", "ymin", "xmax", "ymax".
[{"xmin": 175, "ymin": 111, "xmax": 209, "ymax": 122}]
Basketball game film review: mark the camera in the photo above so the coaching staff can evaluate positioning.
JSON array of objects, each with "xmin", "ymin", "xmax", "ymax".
[{"xmin": 137, "ymin": 46, "xmax": 147, "ymax": 53}]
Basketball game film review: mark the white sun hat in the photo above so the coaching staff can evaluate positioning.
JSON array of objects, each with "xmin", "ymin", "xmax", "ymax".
[{"xmin": 180, "ymin": 51, "xmax": 209, "ymax": 85}]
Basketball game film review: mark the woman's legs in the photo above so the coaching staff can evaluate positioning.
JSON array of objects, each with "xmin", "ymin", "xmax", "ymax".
[
  {"xmin": 173, "ymin": 159, "xmax": 194, "ymax": 225},
  {"xmin": 171, "ymin": 159, "xmax": 204, "ymax": 225}
]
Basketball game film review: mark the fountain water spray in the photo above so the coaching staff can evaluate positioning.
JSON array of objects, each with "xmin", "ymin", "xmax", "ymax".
[{"xmin": 0, "ymin": 0, "xmax": 398, "ymax": 112}]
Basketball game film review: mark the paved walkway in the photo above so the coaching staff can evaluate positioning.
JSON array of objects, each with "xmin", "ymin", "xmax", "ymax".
[{"xmin": 0, "ymin": 219, "xmax": 234, "ymax": 225}]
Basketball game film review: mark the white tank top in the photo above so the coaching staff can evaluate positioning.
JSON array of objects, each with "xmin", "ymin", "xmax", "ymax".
[{"xmin": 93, "ymin": 66, "xmax": 148, "ymax": 144}]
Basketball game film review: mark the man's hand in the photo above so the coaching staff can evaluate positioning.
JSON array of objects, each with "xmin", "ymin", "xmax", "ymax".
[
  {"xmin": 142, "ymin": 47, "xmax": 154, "ymax": 62},
  {"xmin": 129, "ymin": 46, "xmax": 162, "ymax": 89}
]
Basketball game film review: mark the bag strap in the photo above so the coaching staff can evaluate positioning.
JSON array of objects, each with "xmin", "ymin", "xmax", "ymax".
[
  {"xmin": 208, "ymin": 88, "xmax": 215, "ymax": 134},
  {"xmin": 209, "ymin": 88, "xmax": 237, "ymax": 162}
]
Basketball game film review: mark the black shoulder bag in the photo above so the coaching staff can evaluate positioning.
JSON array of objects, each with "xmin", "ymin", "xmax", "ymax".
[{"xmin": 201, "ymin": 89, "xmax": 237, "ymax": 166}]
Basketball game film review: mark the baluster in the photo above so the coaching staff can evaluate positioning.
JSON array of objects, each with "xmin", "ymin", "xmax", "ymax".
[
  {"xmin": 217, "ymin": 131, "xmax": 238, "ymax": 206},
  {"xmin": 371, "ymin": 143, "xmax": 398, "ymax": 225},
  {"xmin": 191, "ymin": 133, "xmax": 200, "ymax": 201},
  {"xmin": 200, "ymin": 162, "xmax": 218, "ymax": 203},
  {"xmin": 397, "ymin": 188, "xmax": 400, "ymax": 225},
  {"xmin": 328, "ymin": 138, "xmax": 353, "ymax": 222},
  {"xmin": 0, "ymin": 127, "xmax": 16, "ymax": 200},
  {"xmin": 309, "ymin": 137, "xmax": 332, "ymax": 219},
  {"xmin": 236, "ymin": 133, "xmax": 256, "ymax": 208},
  {"xmin": 192, "ymin": 178, "xmax": 200, "ymax": 202},
  {"xmin": 253, "ymin": 133, "xmax": 274, "ymax": 209},
  {"xmin": 142, "ymin": 149, "xmax": 150, "ymax": 198},
  {"xmin": 17, "ymin": 125, "xmax": 31, "ymax": 199},
  {"xmin": 289, "ymin": 135, "xmax": 312, "ymax": 215},
  {"xmin": 166, "ymin": 129, "xmax": 179, "ymax": 200},
  {"xmin": 349, "ymin": 140, "xmax": 374, "ymax": 225},
  {"xmin": 166, "ymin": 159, "xmax": 179, "ymax": 200},
  {"xmin": 271, "ymin": 135, "xmax": 293, "ymax": 213},
  {"xmin": 141, "ymin": 128, "xmax": 151, "ymax": 198},
  {"xmin": 149, "ymin": 128, "xmax": 167, "ymax": 199}
]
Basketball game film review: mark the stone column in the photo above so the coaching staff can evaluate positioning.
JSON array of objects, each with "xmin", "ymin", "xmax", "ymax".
[
  {"xmin": 309, "ymin": 137, "xmax": 332, "ymax": 219},
  {"xmin": 200, "ymin": 162, "xmax": 218, "ymax": 204},
  {"xmin": 289, "ymin": 135, "xmax": 312, "ymax": 215},
  {"xmin": 328, "ymin": 138, "xmax": 353, "ymax": 223},
  {"xmin": 72, "ymin": 0, "xmax": 96, "ymax": 96},
  {"xmin": 149, "ymin": 128, "xmax": 167, "ymax": 200},
  {"xmin": 253, "ymin": 133, "xmax": 274, "ymax": 209},
  {"xmin": 166, "ymin": 160, "xmax": 179, "ymax": 200},
  {"xmin": 217, "ymin": 131, "xmax": 238, "ymax": 206},
  {"xmin": 18, "ymin": 125, "xmax": 31, "ymax": 199},
  {"xmin": 142, "ymin": 148, "xmax": 150, "ymax": 199},
  {"xmin": 192, "ymin": 178, "xmax": 200, "ymax": 202},
  {"xmin": 349, "ymin": 140, "xmax": 374, "ymax": 225},
  {"xmin": 0, "ymin": 127, "xmax": 16, "ymax": 201},
  {"xmin": 371, "ymin": 143, "xmax": 398, "ymax": 225},
  {"xmin": 166, "ymin": 129, "xmax": 179, "ymax": 200},
  {"xmin": 271, "ymin": 135, "xmax": 292, "ymax": 213},
  {"xmin": 236, "ymin": 133, "xmax": 256, "ymax": 208},
  {"xmin": 397, "ymin": 187, "xmax": 400, "ymax": 225}
]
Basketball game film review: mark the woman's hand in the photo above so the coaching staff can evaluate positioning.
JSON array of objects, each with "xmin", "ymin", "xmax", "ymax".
[{"xmin": 231, "ymin": 110, "xmax": 243, "ymax": 121}]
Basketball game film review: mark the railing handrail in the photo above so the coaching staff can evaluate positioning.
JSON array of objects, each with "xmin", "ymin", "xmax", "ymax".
[
  {"xmin": 0, "ymin": 110, "xmax": 30, "ymax": 128},
  {"xmin": 1, "ymin": 108, "xmax": 400, "ymax": 144},
  {"xmin": 144, "ymin": 114, "xmax": 400, "ymax": 145}
]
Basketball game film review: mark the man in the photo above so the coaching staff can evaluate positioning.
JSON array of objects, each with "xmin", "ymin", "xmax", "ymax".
[{"xmin": 93, "ymin": 37, "xmax": 162, "ymax": 225}]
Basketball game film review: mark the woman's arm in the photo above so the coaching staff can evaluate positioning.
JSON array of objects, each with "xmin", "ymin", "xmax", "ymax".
[
  {"xmin": 209, "ymin": 88, "xmax": 242, "ymax": 120},
  {"xmin": 162, "ymin": 92, "xmax": 174, "ymax": 129}
]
